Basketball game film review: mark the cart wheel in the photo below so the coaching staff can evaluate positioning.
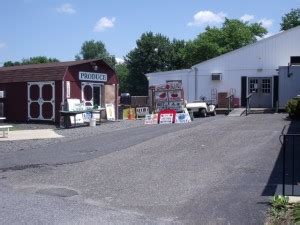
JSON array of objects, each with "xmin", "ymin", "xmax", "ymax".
[
  {"xmin": 189, "ymin": 112, "xmax": 194, "ymax": 121},
  {"xmin": 200, "ymin": 109, "xmax": 207, "ymax": 117}
]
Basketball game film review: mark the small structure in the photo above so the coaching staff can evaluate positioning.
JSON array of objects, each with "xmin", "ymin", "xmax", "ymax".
[{"xmin": 0, "ymin": 59, "xmax": 118, "ymax": 123}]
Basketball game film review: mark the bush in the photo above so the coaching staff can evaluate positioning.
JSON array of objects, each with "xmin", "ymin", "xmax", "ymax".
[
  {"xmin": 286, "ymin": 98, "xmax": 300, "ymax": 119},
  {"xmin": 293, "ymin": 203, "xmax": 300, "ymax": 224}
]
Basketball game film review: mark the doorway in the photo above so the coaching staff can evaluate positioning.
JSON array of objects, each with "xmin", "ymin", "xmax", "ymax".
[
  {"xmin": 248, "ymin": 77, "xmax": 272, "ymax": 108},
  {"xmin": 81, "ymin": 82, "xmax": 103, "ymax": 108},
  {"xmin": 27, "ymin": 81, "xmax": 55, "ymax": 121}
]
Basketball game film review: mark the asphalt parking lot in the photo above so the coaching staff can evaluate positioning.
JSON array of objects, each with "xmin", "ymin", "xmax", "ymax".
[{"xmin": 0, "ymin": 114, "xmax": 290, "ymax": 224}]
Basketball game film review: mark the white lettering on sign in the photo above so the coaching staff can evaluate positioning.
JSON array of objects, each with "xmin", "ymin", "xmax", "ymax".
[{"xmin": 79, "ymin": 71, "xmax": 107, "ymax": 82}]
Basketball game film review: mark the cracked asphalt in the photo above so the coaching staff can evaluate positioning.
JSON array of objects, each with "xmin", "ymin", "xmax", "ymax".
[{"xmin": 0, "ymin": 114, "xmax": 289, "ymax": 224}]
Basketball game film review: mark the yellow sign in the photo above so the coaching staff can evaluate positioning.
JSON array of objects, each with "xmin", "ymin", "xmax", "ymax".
[{"xmin": 123, "ymin": 108, "xmax": 136, "ymax": 120}]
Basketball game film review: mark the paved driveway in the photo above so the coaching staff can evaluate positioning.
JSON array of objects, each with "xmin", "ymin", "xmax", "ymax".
[{"xmin": 0, "ymin": 114, "xmax": 289, "ymax": 224}]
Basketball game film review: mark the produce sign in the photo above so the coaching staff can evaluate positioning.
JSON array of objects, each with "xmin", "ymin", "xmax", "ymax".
[
  {"xmin": 168, "ymin": 90, "xmax": 182, "ymax": 101},
  {"xmin": 152, "ymin": 81, "xmax": 184, "ymax": 112},
  {"xmin": 155, "ymin": 91, "xmax": 168, "ymax": 101},
  {"xmin": 175, "ymin": 113, "xmax": 191, "ymax": 123},
  {"xmin": 166, "ymin": 80, "xmax": 182, "ymax": 89},
  {"xmin": 144, "ymin": 114, "xmax": 158, "ymax": 125},
  {"xmin": 159, "ymin": 113, "xmax": 174, "ymax": 124}
]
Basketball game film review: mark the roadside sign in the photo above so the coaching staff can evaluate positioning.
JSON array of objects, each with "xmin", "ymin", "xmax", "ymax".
[
  {"xmin": 159, "ymin": 113, "xmax": 173, "ymax": 124},
  {"xmin": 106, "ymin": 103, "xmax": 115, "ymax": 121},
  {"xmin": 136, "ymin": 107, "xmax": 149, "ymax": 118},
  {"xmin": 145, "ymin": 114, "xmax": 158, "ymax": 125},
  {"xmin": 175, "ymin": 113, "xmax": 191, "ymax": 123}
]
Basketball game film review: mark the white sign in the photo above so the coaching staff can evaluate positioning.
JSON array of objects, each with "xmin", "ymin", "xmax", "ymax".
[
  {"xmin": 79, "ymin": 71, "xmax": 107, "ymax": 82},
  {"xmin": 145, "ymin": 114, "xmax": 158, "ymax": 125},
  {"xmin": 159, "ymin": 113, "xmax": 173, "ymax": 124},
  {"xmin": 66, "ymin": 81, "xmax": 71, "ymax": 98},
  {"xmin": 136, "ymin": 107, "xmax": 149, "ymax": 118},
  {"xmin": 66, "ymin": 99, "xmax": 84, "ymax": 124},
  {"xmin": 105, "ymin": 103, "xmax": 115, "ymax": 121},
  {"xmin": 175, "ymin": 113, "xmax": 191, "ymax": 123}
]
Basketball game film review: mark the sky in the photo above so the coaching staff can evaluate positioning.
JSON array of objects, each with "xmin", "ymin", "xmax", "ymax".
[{"xmin": 0, "ymin": 0, "xmax": 299, "ymax": 66}]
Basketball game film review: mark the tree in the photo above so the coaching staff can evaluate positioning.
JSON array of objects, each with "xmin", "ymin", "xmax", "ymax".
[
  {"xmin": 21, "ymin": 56, "xmax": 59, "ymax": 65},
  {"xmin": 75, "ymin": 40, "xmax": 116, "ymax": 67},
  {"xmin": 115, "ymin": 63, "xmax": 129, "ymax": 93},
  {"xmin": 125, "ymin": 32, "xmax": 174, "ymax": 95},
  {"xmin": 3, "ymin": 56, "xmax": 59, "ymax": 67},
  {"xmin": 281, "ymin": 8, "xmax": 300, "ymax": 31},
  {"xmin": 169, "ymin": 39, "xmax": 189, "ymax": 70},
  {"xmin": 184, "ymin": 18, "xmax": 267, "ymax": 66}
]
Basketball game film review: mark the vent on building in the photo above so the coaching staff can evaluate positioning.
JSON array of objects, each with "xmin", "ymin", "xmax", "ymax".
[
  {"xmin": 211, "ymin": 73, "xmax": 222, "ymax": 81},
  {"xmin": 290, "ymin": 56, "xmax": 300, "ymax": 65}
]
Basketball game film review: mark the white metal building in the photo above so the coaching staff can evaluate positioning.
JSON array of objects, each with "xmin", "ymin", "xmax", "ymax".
[{"xmin": 146, "ymin": 26, "xmax": 300, "ymax": 108}]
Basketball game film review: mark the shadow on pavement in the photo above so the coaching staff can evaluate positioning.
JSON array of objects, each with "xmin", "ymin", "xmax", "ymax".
[{"xmin": 262, "ymin": 118, "xmax": 300, "ymax": 196}]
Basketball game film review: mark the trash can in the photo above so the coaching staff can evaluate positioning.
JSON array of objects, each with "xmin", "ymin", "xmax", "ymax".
[{"xmin": 90, "ymin": 118, "xmax": 96, "ymax": 127}]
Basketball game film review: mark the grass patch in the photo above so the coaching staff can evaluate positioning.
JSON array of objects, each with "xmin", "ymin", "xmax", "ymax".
[{"xmin": 266, "ymin": 195, "xmax": 300, "ymax": 225}]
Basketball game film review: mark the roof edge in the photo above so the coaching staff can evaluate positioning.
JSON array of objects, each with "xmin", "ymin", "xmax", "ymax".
[
  {"xmin": 145, "ymin": 69, "xmax": 191, "ymax": 76},
  {"xmin": 192, "ymin": 25, "xmax": 300, "ymax": 68}
]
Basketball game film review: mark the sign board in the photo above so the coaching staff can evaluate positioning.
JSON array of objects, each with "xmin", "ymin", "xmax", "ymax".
[
  {"xmin": 155, "ymin": 91, "xmax": 168, "ymax": 102},
  {"xmin": 168, "ymin": 90, "xmax": 182, "ymax": 101},
  {"xmin": 159, "ymin": 113, "xmax": 173, "ymax": 124},
  {"xmin": 123, "ymin": 108, "xmax": 136, "ymax": 120},
  {"xmin": 166, "ymin": 80, "xmax": 182, "ymax": 89},
  {"xmin": 79, "ymin": 71, "xmax": 107, "ymax": 82},
  {"xmin": 105, "ymin": 103, "xmax": 115, "ymax": 121},
  {"xmin": 144, "ymin": 114, "xmax": 158, "ymax": 125},
  {"xmin": 175, "ymin": 113, "xmax": 191, "ymax": 123},
  {"xmin": 83, "ymin": 112, "xmax": 92, "ymax": 123},
  {"xmin": 136, "ymin": 107, "xmax": 149, "ymax": 118},
  {"xmin": 67, "ymin": 99, "xmax": 84, "ymax": 124},
  {"xmin": 66, "ymin": 81, "xmax": 71, "ymax": 98}
]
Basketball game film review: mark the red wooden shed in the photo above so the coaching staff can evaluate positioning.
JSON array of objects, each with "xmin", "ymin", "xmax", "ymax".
[{"xmin": 0, "ymin": 59, "xmax": 119, "ymax": 123}]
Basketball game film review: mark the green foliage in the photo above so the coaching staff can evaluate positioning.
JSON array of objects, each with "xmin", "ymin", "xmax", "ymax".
[
  {"xmin": 3, "ymin": 56, "xmax": 59, "ymax": 67},
  {"xmin": 3, "ymin": 61, "xmax": 20, "ymax": 67},
  {"xmin": 115, "ymin": 63, "xmax": 129, "ymax": 94},
  {"xmin": 183, "ymin": 19, "xmax": 267, "ymax": 66},
  {"xmin": 293, "ymin": 203, "xmax": 300, "ymax": 224},
  {"xmin": 281, "ymin": 8, "xmax": 300, "ymax": 31},
  {"xmin": 125, "ymin": 32, "xmax": 175, "ymax": 95},
  {"xmin": 76, "ymin": 40, "xmax": 116, "ymax": 68},
  {"xmin": 169, "ymin": 39, "xmax": 189, "ymax": 70},
  {"xmin": 268, "ymin": 195, "xmax": 289, "ymax": 219},
  {"xmin": 286, "ymin": 98, "xmax": 300, "ymax": 118}
]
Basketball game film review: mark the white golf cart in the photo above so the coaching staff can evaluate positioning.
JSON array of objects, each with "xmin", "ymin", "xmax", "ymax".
[{"xmin": 186, "ymin": 96, "xmax": 216, "ymax": 118}]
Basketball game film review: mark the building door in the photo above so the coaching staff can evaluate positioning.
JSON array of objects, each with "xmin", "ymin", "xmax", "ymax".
[
  {"xmin": 248, "ymin": 77, "xmax": 272, "ymax": 108},
  {"xmin": 27, "ymin": 81, "xmax": 55, "ymax": 121},
  {"xmin": 81, "ymin": 82, "xmax": 102, "ymax": 108}
]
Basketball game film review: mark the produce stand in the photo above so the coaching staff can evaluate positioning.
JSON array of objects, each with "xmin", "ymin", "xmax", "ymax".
[{"xmin": 60, "ymin": 109, "xmax": 104, "ymax": 128}]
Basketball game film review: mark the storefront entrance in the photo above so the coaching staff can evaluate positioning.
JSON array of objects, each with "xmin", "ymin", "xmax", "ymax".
[
  {"xmin": 81, "ymin": 82, "xmax": 103, "ymax": 108},
  {"xmin": 27, "ymin": 81, "xmax": 55, "ymax": 121},
  {"xmin": 248, "ymin": 77, "xmax": 272, "ymax": 108}
]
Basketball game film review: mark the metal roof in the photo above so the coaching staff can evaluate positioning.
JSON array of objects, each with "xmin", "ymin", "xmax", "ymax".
[{"xmin": 0, "ymin": 59, "xmax": 102, "ymax": 83}]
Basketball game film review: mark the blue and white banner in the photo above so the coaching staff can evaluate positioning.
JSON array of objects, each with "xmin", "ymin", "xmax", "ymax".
[{"xmin": 175, "ymin": 113, "xmax": 191, "ymax": 123}]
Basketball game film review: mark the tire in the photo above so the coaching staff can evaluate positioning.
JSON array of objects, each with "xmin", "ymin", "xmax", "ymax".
[
  {"xmin": 212, "ymin": 110, "xmax": 216, "ymax": 116},
  {"xmin": 200, "ymin": 109, "xmax": 207, "ymax": 117},
  {"xmin": 189, "ymin": 112, "xmax": 194, "ymax": 121}
]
